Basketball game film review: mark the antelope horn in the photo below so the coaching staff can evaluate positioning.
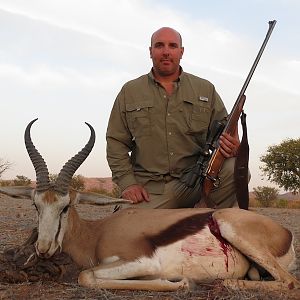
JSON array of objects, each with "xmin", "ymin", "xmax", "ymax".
[
  {"xmin": 24, "ymin": 118, "xmax": 50, "ymax": 192},
  {"xmin": 54, "ymin": 122, "xmax": 95, "ymax": 195}
]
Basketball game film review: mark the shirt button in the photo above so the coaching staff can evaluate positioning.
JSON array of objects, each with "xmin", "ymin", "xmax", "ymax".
[
  {"xmin": 167, "ymin": 113, "xmax": 171, "ymax": 116},
  {"xmin": 170, "ymin": 152, "xmax": 174, "ymax": 156},
  {"xmin": 163, "ymin": 95, "xmax": 167, "ymax": 98},
  {"xmin": 168, "ymin": 132, "xmax": 172, "ymax": 135}
]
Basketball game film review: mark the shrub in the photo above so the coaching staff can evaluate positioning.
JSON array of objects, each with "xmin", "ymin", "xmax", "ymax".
[
  {"xmin": 87, "ymin": 186, "xmax": 120, "ymax": 198},
  {"xmin": 49, "ymin": 173, "xmax": 85, "ymax": 191},
  {"xmin": 13, "ymin": 175, "xmax": 31, "ymax": 186},
  {"xmin": 275, "ymin": 199, "xmax": 288, "ymax": 208},
  {"xmin": 70, "ymin": 175, "xmax": 85, "ymax": 191},
  {"xmin": 0, "ymin": 159, "xmax": 11, "ymax": 178},
  {"xmin": 0, "ymin": 179, "xmax": 13, "ymax": 187},
  {"xmin": 253, "ymin": 186, "xmax": 279, "ymax": 207}
]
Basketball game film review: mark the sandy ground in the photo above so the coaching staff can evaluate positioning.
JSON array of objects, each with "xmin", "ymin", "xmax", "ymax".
[{"xmin": 0, "ymin": 193, "xmax": 300, "ymax": 300}]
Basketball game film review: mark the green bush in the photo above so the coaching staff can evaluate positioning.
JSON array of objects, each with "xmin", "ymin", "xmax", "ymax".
[{"xmin": 253, "ymin": 186, "xmax": 279, "ymax": 207}]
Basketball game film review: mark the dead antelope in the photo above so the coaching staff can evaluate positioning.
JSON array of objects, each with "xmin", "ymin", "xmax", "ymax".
[{"xmin": 1, "ymin": 119, "xmax": 299, "ymax": 292}]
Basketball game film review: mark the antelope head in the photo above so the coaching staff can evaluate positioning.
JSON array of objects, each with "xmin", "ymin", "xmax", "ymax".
[
  {"xmin": 0, "ymin": 119, "xmax": 131, "ymax": 258},
  {"xmin": 23, "ymin": 118, "xmax": 96, "ymax": 257}
]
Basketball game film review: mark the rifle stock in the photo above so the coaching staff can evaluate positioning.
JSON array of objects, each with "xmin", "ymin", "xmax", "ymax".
[
  {"xmin": 202, "ymin": 95, "xmax": 245, "ymax": 197},
  {"xmin": 202, "ymin": 20, "xmax": 276, "ymax": 198}
]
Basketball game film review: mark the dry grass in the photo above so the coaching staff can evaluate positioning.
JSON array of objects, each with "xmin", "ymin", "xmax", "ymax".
[
  {"xmin": 1, "ymin": 280, "xmax": 300, "ymax": 300},
  {"xmin": 249, "ymin": 198, "xmax": 300, "ymax": 209}
]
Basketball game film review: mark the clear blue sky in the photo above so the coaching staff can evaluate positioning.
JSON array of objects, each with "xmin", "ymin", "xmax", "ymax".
[{"xmin": 0, "ymin": 0, "xmax": 299, "ymax": 191}]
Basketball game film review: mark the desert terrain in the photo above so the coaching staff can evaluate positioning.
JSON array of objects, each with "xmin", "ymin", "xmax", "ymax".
[{"xmin": 0, "ymin": 191, "xmax": 299, "ymax": 300}]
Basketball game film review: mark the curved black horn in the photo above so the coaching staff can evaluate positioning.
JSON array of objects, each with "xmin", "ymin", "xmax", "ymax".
[
  {"xmin": 54, "ymin": 122, "xmax": 95, "ymax": 195},
  {"xmin": 24, "ymin": 118, "xmax": 50, "ymax": 192}
]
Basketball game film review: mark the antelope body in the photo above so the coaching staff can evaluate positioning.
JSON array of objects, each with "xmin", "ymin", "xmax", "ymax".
[{"xmin": 1, "ymin": 119, "xmax": 299, "ymax": 291}]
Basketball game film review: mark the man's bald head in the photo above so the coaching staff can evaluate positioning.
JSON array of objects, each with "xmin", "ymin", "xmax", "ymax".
[{"xmin": 150, "ymin": 27, "xmax": 183, "ymax": 47}]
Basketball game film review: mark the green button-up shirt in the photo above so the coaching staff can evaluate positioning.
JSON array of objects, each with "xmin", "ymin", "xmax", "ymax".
[{"xmin": 106, "ymin": 69, "xmax": 227, "ymax": 193}]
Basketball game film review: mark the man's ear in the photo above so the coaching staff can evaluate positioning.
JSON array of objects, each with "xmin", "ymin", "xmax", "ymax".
[
  {"xmin": 180, "ymin": 47, "xmax": 184, "ymax": 59},
  {"xmin": 149, "ymin": 46, "xmax": 153, "ymax": 58}
]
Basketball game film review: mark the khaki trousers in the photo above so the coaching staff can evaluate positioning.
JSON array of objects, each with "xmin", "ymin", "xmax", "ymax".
[{"xmin": 134, "ymin": 158, "xmax": 242, "ymax": 209}]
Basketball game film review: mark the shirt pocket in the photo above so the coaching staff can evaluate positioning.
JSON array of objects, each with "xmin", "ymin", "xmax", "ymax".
[
  {"xmin": 186, "ymin": 103, "xmax": 211, "ymax": 146},
  {"xmin": 125, "ymin": 101, "xmax": 153, "ymax": 137},
  {"xmin": 183, "ymin": 100, "xmax": 211, "ymax": 134}
]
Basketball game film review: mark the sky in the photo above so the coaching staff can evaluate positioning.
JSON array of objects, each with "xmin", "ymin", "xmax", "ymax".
[{"xmin": 0, "ymin": 0, "xmax": 299, "ymax": 192}]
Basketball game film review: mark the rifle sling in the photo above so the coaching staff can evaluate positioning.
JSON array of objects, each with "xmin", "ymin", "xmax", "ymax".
[{"xmin": 234, "ymin": 111, "xmax": 250, "ymax": 210}]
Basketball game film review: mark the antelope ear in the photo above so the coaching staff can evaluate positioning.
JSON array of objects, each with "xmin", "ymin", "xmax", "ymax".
[
  {"xmin": 77, "ymin": 191, "xmax": 133, "ymax": 206},
  {"xmin": 0, "ymin": 186, "xmax": 34, "ymax": 198}
]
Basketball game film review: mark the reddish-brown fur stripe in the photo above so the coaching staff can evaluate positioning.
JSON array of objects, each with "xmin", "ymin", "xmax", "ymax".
[
  {"xmin": 146, "ymin": 212, "xmax": 212, "ymax": 255},
  {"xmin": 41, "ymin": 189, "xmax": 75, "ymax": 203},
  {"xmin": 42, "ymin": 190, "xmax": 59, "ymax": 203}
]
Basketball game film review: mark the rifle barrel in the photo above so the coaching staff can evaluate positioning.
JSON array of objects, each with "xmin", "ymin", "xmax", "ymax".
[{"xmin": 226, "ymin": 20, "xmax": 277, "ymax": 130}]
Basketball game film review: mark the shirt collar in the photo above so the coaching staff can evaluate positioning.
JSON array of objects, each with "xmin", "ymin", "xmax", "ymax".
[{"xmin": 148, "ymin": 66, "xmax": 184, "ymax": 84}]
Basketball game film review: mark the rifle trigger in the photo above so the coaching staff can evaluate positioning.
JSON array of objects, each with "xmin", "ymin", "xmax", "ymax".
[{"xmin": 213, "ymin": 177, "xmax": 221, "ymax": 188}]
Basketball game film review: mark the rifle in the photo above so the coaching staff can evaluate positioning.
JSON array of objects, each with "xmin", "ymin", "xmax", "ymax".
[
  {"xmin": 179, "ymin": 20, "xmax": 277, "ymax": 204},
  {"xmin": 202, "ymin": 20, "xmax": 276, "ymax": 198}
]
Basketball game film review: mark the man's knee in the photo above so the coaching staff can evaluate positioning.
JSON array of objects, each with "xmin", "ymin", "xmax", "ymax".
[
  {"xmin": 205, "ymin": 158, "xmax": 236, "ymax": 208},
  {"xmin": 206, "ymin": 158, "xmax": 250, "ymax": 208},
  {"xmin": 219, "ymin": 157, "xmax": 236, "ymax": 182}
]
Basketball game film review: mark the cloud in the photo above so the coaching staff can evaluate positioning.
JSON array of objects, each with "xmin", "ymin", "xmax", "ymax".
[
  {"xmin": 0, "ymin": 0, "xmax": 299, "ymax": 192},
  {"xmin": 0, "ymin": 0, "xmax": 184, "ymax": 50},
  {"xmin": 286, "ymin": 59, "xmax": 300, "ymax": 70},
  {"xmin": 0, "ymin": 63, "xmax": 69, "ymax": 85}
]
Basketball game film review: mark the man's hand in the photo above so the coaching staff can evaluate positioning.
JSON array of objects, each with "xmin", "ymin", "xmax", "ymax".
[
  {"xmin": 219, "ymin": 127, "xmax": 240, "ymax": 158},
  {"xmin": 121, "ymin": 184, "xmax": 150, "ymax": 204}
]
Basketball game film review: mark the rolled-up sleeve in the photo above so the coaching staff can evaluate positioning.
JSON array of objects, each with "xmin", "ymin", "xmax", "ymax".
[{"xmin": 106, "ymin": 87, "xmax": 138, "ymax": 191}]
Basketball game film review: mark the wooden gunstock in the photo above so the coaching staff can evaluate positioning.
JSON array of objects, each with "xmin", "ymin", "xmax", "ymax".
[{"xmin": 202, "ymin": 148, "xmax": 225, "ymax": 198}]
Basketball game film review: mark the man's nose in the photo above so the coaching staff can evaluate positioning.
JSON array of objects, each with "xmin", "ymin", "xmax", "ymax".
[{"xmin": 162, "ymin": 46, "xmax": 170, "ymax": 55}]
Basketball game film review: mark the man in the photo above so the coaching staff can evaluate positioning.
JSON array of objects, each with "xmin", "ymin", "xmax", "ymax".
[{"xmin": 106, "ymin": 27, "xmax": 241, "ymax": 209}]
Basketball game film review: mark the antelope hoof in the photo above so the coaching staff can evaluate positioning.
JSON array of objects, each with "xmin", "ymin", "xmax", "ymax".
[
  {"xmin": 177, "ymin": 277, "xmax": 190, "ymax": 290},
  {"xmin": 78, "ymin": 270, "xmax": 96, "ymax": 287}
]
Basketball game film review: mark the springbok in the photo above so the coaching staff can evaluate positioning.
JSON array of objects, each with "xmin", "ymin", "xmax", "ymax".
[{"xmin": 0, "ymin": 119, "xmax": 299, "ymax": 292}]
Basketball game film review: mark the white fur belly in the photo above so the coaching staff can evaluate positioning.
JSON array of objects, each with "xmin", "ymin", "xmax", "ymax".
[{"xmin": 154, "ymin": 226, "xmax": 250, "ymax": 281}]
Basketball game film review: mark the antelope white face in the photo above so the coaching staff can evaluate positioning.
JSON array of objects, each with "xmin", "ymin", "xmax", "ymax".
[
  {"xmin": 33, "ymin": 190, "xmax": 70, "ymax": 258},
  {"xmin": 24, "ymin": 118, "xmax": 95, "ymax": 257}
]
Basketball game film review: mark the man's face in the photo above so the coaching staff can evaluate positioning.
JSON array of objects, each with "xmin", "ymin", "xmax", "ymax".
[{"xmin": 149, "ymin": 28, "xmax": 184, "ymax": 77}]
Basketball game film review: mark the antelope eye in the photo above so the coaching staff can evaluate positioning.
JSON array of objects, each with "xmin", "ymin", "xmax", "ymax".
[
  {"xmin": 33, "ymin": 203, "xmax": 38, "ymax": 212},
  {"xmin": 62, "ymin": 205, "xmax": 70, "ymax": 214}
]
